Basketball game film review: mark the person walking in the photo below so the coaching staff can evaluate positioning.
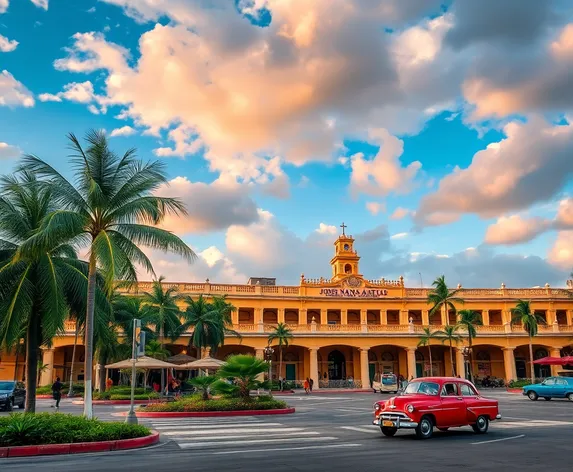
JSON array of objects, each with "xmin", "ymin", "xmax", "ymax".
[
  {"xmin": 309, "ymin": 378, "xmax": 314, "ymax": 392},
  {"xmin": 51, "ymin": 377, "xmax": 63, "ymax": 411},
  {"xmin": 303, "ymin": 378, "xmax": 310, "ymax": 395}
]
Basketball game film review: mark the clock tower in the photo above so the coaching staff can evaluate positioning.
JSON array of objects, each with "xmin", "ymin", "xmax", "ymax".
[{"xmin": 330, "ymin": 223, "xmax": 362, "ymax": 282}]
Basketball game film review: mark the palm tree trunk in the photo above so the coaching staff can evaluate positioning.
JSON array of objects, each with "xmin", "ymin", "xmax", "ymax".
[
  {"xmin": 160, "ymin": 324, "xmax": 165, "ymax": 394},
  {"xmin": 528, "ymin": 335, "xmax": 535, "ymax": 384},
  {"xmin": 25, "ymin": 313, "xmax": 40, "ymax": 413},
  {"xmin": 83, "ymin": 252, "xmax": 97, "ymax": 419},
  {"xmin": 13, "ymin": 347, "xmax": 20, "ymax": 382},
  {"xmin": 279, "ymin": 346, "xmax": 283, "ymax": 390},
  {"xmin": 97, "ymin": 352, "xmax": 107, "ymax": 392},
  {"xmin": 428, "ymin": 345, "xmax": 433, "ymax": 376},
  {"xmin": 467, "ymin": 336, "xmax": 474, "ymax": 383},
  {"xmin": 449, "ymin": 340, "xmax": 455, "ymax": 376},
  {"xmin": 68, "ymin": 322, "xmax": 79, "ymax": 397}
]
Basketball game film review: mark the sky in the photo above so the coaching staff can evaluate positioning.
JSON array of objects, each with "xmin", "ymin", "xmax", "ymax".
[{"xmin": 1, "ymin": 0, "xmax": 573, "ymax": 288}]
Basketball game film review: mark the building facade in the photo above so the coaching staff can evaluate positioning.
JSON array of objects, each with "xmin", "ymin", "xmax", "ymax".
[{"xmin": 2, "ymin": 230, "xmax": 573, "ymax": 388}]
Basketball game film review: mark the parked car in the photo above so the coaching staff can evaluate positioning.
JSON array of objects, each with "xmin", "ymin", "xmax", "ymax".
[
  {"xmin": 0, "ymin": 381, "xmax": 26, "ymax": 411},
  {"xmin": 372, "ymin": 377, "xmax": 501, "ymax": 439},
  {"xmin": 522, "ymin": 376, "xmax": 573, "ymax": 401},
  {"xmin": 372, "ymin": 373, "xmax": 399, "ymax": 394}
]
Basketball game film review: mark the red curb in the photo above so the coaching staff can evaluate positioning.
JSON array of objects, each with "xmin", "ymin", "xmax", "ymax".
[
  {"xmin": 2, "ymin": 432, "xmax": 159, "ymax": 458},
  {"xmin": 134, "ymin": 408, "xmax": 295, "ymax": 418},
  {"xmin": 506, "ymin": 388, "xmax": 523, "ymax": 394},
  {"xmin": 72, "ymin": 399, "xmax": 155, "ymax": 405}
]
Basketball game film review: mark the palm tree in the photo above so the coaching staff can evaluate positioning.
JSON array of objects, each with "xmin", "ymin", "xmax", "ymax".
[
  {"xmin": 67, "ymin": 316, "xmax": 82, "ymax": 397},
  {"xmin": 457, "ymin": 310, "xmax": 483, "ymax": 382},
  {"xmin": 0, "ymin": 171, "xmax": 108, "ymax": 413},
  {"xmin": 427, "ymin": 276, "xmax": 464, "ymax": 325},
  {"xmin": 141, "ymin": 276, "xmax": 183, "ymax": 393},
  {"xmin": 22, "ymin": 130, "xmax": 196, "ymax": 418},
  {"xmin": 183, "ymin": 295, "xmax": 226, "ymax": 358},
  {"xmin": 267, "ymin": 323, "xmax": 293, "ymax": 387},
  {"xmin": 511, "ymin": 300, "xmax": 545, "ymax": 384},
  {"xmin": 189, "ymin": 375, "xmax": 218, "ymax": 400},
  {"xmin": 145, "ymin": 340, "xmax": 170, "ymax": 360},
  {"xmin": 417, "ymin": 327, "xmax": 440, "ymax": 376},
  {"xmin": 214, "ymin": 354, "xmax": 268, "ymax": 400},
  {"xmin": 436, "ymin": 325, "xmax": 462, "ymax": 376},
  {"xmin": 37, "ymin": 360, "xmax": 49, "ymax": 387}
]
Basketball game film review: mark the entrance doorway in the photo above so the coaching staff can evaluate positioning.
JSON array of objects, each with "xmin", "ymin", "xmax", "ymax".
[
  {"xmin": 515, "ymin": 359, "xmax": 526, "ymax": 378},
  {"xmin": 285, "ymin": 364, "xmax": 296, "ymax": 381},
  {"xmin": 328, "ymin": 350, "xmax": 346, "ymax": 380}
]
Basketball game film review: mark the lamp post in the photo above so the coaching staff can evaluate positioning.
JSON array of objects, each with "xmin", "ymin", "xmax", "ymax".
[
  {"xmin": 462, "ymin": 347, "xmax": 473, "ymax": 383},
  {"xmin": 263, "ymin": 346, "xmax": 274, "ymax": 392}
]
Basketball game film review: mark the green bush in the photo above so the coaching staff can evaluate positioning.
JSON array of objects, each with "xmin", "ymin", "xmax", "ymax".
[
  {"xmin": 141, "ymin": 395, "xmax": 288, "ymax": 413},
  {"xmin": 93, "ymin": 391, "xmax": 159, "ymax": 401},
  {"xmin": 0, "ymin": 414, "xmax": 150, "ymax": 447},
  {"xmin": 36, "ymin": 383, "xmax": 84, "ymax": 396},
  {"xmin": 508, "ymin": 379, "xmax": 537, "ymax": 388}
]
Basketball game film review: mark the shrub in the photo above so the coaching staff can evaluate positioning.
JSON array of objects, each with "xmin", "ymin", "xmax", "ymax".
[
  {"xmin": 141, "ymin": 395, "xmax": 288, "ymax": 413},
  {"xmin": 93, "ymin": 391, "xmax": 160, "ymax": 401},
  {"xmin": 508, "ymin": 379, "xmax": 538, "ymax": 388},
  {"xmin": 0, "ymin": 414, "xmax": 150, "ymax": 447},
  {"xmin": 36, "ymin": 382, "xmax": 84, "ymax": 396}
]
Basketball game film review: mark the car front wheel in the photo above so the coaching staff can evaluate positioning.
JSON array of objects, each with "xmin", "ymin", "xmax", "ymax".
[
  {"xmin": 415, "ymin": 416, "xmax": 434, "ymax": 439},
  {"xmin": 381, "ymin": 427, "xmax": 397, "ymax": 437},
  {"xmin": 527, "ymin": 391, "xmax": 538, "ymax": 401},
  {"xmin": 472, "ymin": 415, "xmax": 489, "ymax": 434},
  {"xmin": 567, "ymin": 393, "xmax": 573, "ymax": 402}
]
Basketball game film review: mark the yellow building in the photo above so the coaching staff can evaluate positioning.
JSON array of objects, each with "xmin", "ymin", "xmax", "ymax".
[{"xmin": 2, "ymin": 230, "xmax": 573, "ymax": 388}]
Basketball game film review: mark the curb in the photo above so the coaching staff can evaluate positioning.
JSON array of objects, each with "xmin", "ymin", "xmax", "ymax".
[
  {"xmin": 303, "ymin": 389, "xmax": 372, "ymax": 395},
  {"xmin": 37, "ymin": 395, "xmax": 81, "ymax": 399},
  {"xmin": 506, "ymin": 388, "xmax": 523, "ymax": 394},
  {"xmin": 0, "ymin": 431, "xmax": 159, "ymax": 458},
  {"xmin": 132, "ymin": 407, "xmax": 296, "ymax": 418},
  {"xmin": 72, "ymin": 400, "xmax": 156, "ymax": 405}
]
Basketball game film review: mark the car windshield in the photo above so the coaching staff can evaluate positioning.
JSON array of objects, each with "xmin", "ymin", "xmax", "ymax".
[
  {"xmin": 0, "ymin": 381, "xmax": 15, "ymax": 390},
  {"xmin": 382, "ymin": 375, "xmax": 397, "ymax": 385},
  {"xmin": 403, "ymin": 381, "xmax": 439, "ymax": 396}
]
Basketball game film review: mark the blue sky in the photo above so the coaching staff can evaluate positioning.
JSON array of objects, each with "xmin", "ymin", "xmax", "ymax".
[{"xmin": 2, "ymin": 0, "xmax": 573, "ymax": 287}]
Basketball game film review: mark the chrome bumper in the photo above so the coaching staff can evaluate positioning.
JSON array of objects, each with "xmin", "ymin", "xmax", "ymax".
[
  {"xmin": 373, "ymin": 413, "xmax": 418, "ymax": 429},
  {"xmin": 496, "ymin": 413, "xmax": 502, "ymax": 420}
]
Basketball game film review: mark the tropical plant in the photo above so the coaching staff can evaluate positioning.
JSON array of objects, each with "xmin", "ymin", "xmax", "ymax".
[
  {"xmin": 511, "ymin": 300, "xmax": 545, "ymax": 384},
  {"xmin": 188, "ymin": 375, "xmax": 218, "ymax": 401},
  {"xmin": 267, "ymin": 323, "xmax": 293, "ymax": 387},
  {"xmin": 417, "ymin": 328, "xmax": 440, "ymax": 376},
  {"xmin": 66, "ymin": 316, "xmax": 81, "ymax": 397},
  {"xmin": 21, "ymin": 130, "xmax": 196, "ymax": 418},
  {"xmin": 0, "ymin": 171, "xmax": 109, "ymax": 413},
  {"xmin": 427, "ymin": 276, "xmax": 464, "ymax": 325},
  {"xmin": 456, "ymin": 309, "xmax": 483, "ymax": 382},
  {"xmin": 145, "ymin": 340, "xmax": 170, "ymax": 360},
  {"xmin": 37, "ymin": 361, "xmax": 49, "ymax": 387},
  {"xmin": 214, "ymin": 354, "xmax": 268, "ymax": 400},
  {"xmin": 436, "ymin": 325, "xmax": 462, "ymax": 376},
  {"xmin": 183, "ymin": 295, "xmax": 225, "ymax": 357}
]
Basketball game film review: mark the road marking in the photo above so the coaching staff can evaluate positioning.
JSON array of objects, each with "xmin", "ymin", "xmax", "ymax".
[
  {"xmin": 340, "ymin": 426, "xmax": 379, "ymax": 434},
  {"xmin": 151, "ymin": 422, "xmax": 280, "ymax": 430},
  {"xmin": 161, "ymin": 427, "xmax": 306, "ymax": 436},
  {"xmin": 170, "ymin": 431, "xmax": 321, "ymax": 441},
  {"xmin": 210, "ymin": 443, "xmax": 363, "ymax": 455},
  {"xmin": 334, "ymin": 412, "xmax": 373, "ymax": 417},
  {"xmin": 471, "ymin": 434, "xmax": 525, "ymax": 445},
  {"xmin": 179, "ymin": 436, "xmax": 338, "ymax": 448}
]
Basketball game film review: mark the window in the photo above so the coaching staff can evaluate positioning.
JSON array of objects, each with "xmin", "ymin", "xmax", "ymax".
[
  {"xmin": 556, "ymin": 378, "xmax": 568, "ymax": 386},
  {"xmin": 542, "ymin": 378, "xmax": 556, "ymax": 385},
  {"xmin": 460, "ymin": 384, "xmax": 477, "ymax": 396},
  {"xmin": 441, "ymin": 383, "xmax": 459, "ymax": 396},
  {"xmin": 403, "ymin": 381, "xmax": 439, "ymax": 396}
]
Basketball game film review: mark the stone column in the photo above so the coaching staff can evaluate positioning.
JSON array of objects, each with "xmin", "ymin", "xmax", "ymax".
[
  {"xmin": 567, "ymin": 310, "xmax": 573, "ymax": 326},
  {"xmin": 550, "ymin": 348, "xmax": 562, "ymax": 376},
  {"xmin": 547, "ymin": 309, "xmax": 556, "ymax": 326},
  {"xmin": 422, "ymin": 310, "xmax": 429, "ymax": 326},
  {"xmin": 456, "ymin": 348, "xmax": 465, "ymax": 379},
  {"xmin": 406, "ymin": 347, "xmax": 417, "ymax": 380},
  {"xmin": 320, "ymin": 309, "xmax": 327, "ymax": 326},
  {"xmin": 380, "ymin": 310, "xmax": 387, "ymax": 325},
  {"xmin": 360, "ymin": 309, "xmax": 367, "ymax": 324},
  {"xmin": 502, "ymin": 347, "xmax": 517, "ymax": 383},
  {"xmin": 40, "ymin": 349, "xmax": 54, "ymax": 386},
  {"xmin": 231, "ymin": 308, "xmax": 239, "ymax": 326},
  {"xmin": 309, "ymin": 348, "xmax": 319, "ymax": 390},
  {"xmin": 277, "ymin": 308, "xmax": 285, "ymax": 324},
  {"xmin": 481, "ymin": 310, "xmax": 490, "ymax": 326},
  {"xmin": 341, "ymin": 309, "xmax": 348, "ymax": 326},
  {"xmin": 400, "ymin": 309, "xmax": 409, "ymax": 325},
  {"xmin": 360, "ymin": 348, "xmax": 370, "ymax": 389},
  {"xmin": 298, "ymin": 308, "xmax": 307, "ymax": 326},
  {"xmin": 255, "ymin": 308, "xmax": 263, "ymax": 332}
]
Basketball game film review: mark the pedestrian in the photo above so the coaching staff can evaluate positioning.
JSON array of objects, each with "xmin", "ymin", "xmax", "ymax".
[
  {"xmin": 51, "ymin": 377, "xmax": 63, "ymax": 411},
  {"xmin": 303, "ymin": 378, "xmax": 310, "ymax": 394},
  {"xmin": 309, "ymin": 378, "xmax": 314, "ymax": 392},
  {"xmin": 106, "ymin": 377, "xmax": 113, "ymax": 392},
  {"xmin": 348, "ymin": 375, "xmax": 354, "ymax": 388}
]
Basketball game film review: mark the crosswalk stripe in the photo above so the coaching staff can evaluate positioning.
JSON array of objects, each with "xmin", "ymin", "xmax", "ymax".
[
  {"xmin": 211, "ymin": 443, "xmax": 363, "ymax": 455},
  {"xmin": 169, "ymin": 431, "xmax": 321, "ymax": 441},
  {"xmin": 161, "ymin": 427, "xmax": 305, "ymax": 436},
  {"xmin": 179, "ymin": 436, "xmax": 338, "ymax": 449},
  {"xmin": 340, "ymin": 426, "xmax": 380, "ymax": 434},
  {"xmin": 143, "ymin": 418, "xmax": 263, "ymax": 425},
  {"xmin": 151, "ymin": 422, "xmax": 283, "ymax": 431}
]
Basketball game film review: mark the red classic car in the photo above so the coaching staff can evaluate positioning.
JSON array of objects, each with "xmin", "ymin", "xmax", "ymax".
[{"xmin": 372, "ymin": 377, "xmax": 501, "ymax": 439}]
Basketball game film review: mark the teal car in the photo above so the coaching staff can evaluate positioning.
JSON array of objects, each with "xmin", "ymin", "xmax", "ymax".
[{"xmin": 523, "ymin": 376, "xmax": 573, "ymax": 401}]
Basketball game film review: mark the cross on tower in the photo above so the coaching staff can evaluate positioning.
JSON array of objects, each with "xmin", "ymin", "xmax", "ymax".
[{"xmin": 340, "ymin": 222, "xmax": 347, "ymax": 236}]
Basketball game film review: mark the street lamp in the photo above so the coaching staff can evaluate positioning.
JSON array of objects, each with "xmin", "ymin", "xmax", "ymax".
[
  {"xmin": 461, "ymin": 347, "xmax": 473, "ymax": 383},
  {"xmin": 263, "ymin": 346, "xmax": 274, "ymax": 391}
]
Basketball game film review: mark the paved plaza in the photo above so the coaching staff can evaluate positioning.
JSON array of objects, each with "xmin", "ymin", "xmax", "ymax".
[{"xmin": 1, "ymin": 390, "xmax": 572, "ymax": 471}]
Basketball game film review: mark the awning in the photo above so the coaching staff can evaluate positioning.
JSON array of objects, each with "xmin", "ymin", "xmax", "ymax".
[
  {"xmin": 167, "ymin": 353, "xmax": 197, "ymax": 365},
  {"xmin": 533, "ymin": 356, "xmax": 573, "ymax": 365},
  {"xmin": 105, "ymin": 356, "xmax": 179, "ymax": 369},
  {"xmin": 176, "ymin": 357, "xmax": 226, "ymax": 370}
]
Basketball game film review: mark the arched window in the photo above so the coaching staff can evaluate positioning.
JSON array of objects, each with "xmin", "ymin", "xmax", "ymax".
[
  {"xmin": 381, "ymin": 352, "xmax": 394, "ymax": 362},
  {"xmin": 344, "ymin": 264, "xmax": 352, "ymax": 274},
  {"xmin": 327, "ymin": 350, "xmax": 346, "ymax": 380},
  {"xmin": 534, "ymin": 349, "xmax": 548, "ymax": 360},
  {"xmin": 284, "ymin": 352, "xmax": 299, "ymax": 362},
  {"xmin": 415, "ymin": 351, "xmax": 424, "ymax": 361},
  {"xmin": 476, "ymin": 351, "xmax": 491, "ymax": 361},
  {"xmin": 368, "ymin": 351, "xmax": 377, "ymax": 362}
]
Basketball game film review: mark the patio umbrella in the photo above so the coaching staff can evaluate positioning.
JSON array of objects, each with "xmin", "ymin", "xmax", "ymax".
[
  {"xmin": 533, "ymin": 356, "xmax": 573, "ymax": 366},
  {"xmin": 105, "ymin": 356, "xmax": 179, "ymax": 369},
  {"xmin": 176, "ymin": 357, "xmax": 226, "ymax": 370},
  {"xmin": 167, "ymin": 353, "xmax": 197, "ymax": 365}
]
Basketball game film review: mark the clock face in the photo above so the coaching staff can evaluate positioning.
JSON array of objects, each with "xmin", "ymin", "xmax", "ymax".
[{"xmin": 344, "ymin": 244, "xmax": 350, "ymax": 250}]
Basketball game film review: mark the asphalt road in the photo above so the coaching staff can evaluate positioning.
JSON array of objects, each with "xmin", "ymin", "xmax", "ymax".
[{"xmin": 2, "ymin": 391, "xmax": 572, "ymax": 472}]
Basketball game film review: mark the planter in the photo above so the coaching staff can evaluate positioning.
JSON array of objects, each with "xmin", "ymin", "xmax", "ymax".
[
  {"xmin": 0, "ymin": 431, "xmax": 159, "ymax": 458},
  {"xmin": 37, "ymin": 395, "xmax": 81, "ymax": 399},
  {"xmin": 132, "ymin": 407, "xmax": 296, "ymax": 418}
]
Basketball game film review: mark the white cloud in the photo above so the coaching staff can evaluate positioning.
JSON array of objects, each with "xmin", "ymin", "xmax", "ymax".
[
  {"xmin": 110, "ymin": 125, "xmax": 136, "ymax": 137},
  {"xmin": 555, "ymin": 198, "xmax": 573, "ymax": 228},
  {"xmin": 316, "ymin": 223, "xmax": 337, "ymax": 235},
  {"xmin": 548, "ymin": 231, "xmax": 573, "ymax": 269},
  {"xmin": 30, "ymin": 0, "xmax": 48, "ymax": 10},
  {"xmin": 484, "ymin": 214, "xmax": 552, "ymax": 245},
  {"xmin": 38, "ymin": 81, "xmax": 107, "ymax": 113},
  {"xmin": 0, "ymin": 0, "xmax": 8, "ymax": 14},
  {"xmin": 390, "ymin": 232, "xmax": 409, "ymax": 240},
  {"xmin": 87, "ymin": 6, "xmax": 96, "ymax": 13},
  {"xmin": 366, "ymin": 202, "xmax": 385, "ymax": 216},
  {"xmin": 0, "ymin": 34, "xmax": 18, "ymax": 52},
  {"xmin": 0, "ymin": 142, "xmax": 21, "ymax": 159},
  {"xmin": 390, "ymin": 207, "xmax": 412, "ymax": 220},
  {"xmin": 0, "ymin": 70, "xmax": 34, "ymax": 107}
]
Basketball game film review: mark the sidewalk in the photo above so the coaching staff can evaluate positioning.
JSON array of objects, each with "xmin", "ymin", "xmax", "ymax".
[{"xmin": 274, "ymin": 388, "xmax": 372, "ymax": 395}]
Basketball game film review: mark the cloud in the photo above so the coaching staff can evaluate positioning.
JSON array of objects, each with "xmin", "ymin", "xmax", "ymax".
[
  {"xmin": 30, "ymin": 0, "xmax": 48, "ymax": 9},
  {"xmin": 110, "ymin": 125, "xmax": 136, "ymax": 137},
  {"xmin": 0, "ymin": 70, "xmax": 35, "ymax": 107},
  {"xmin": 390, "ymin": 232, "xmax": 409, "ymax": 240},
  {"xmin": 548, "ymin": 231, "xmax": 573, "ymax": 269},
  {"xmin": 38, "ymin": 81, "xmax": 107, "ymax": 113},
  {"xmin": 484, "ymin": 215, "xmax": 552, "ymax": 245},
  {"xmin": 366, "ymin": 202, "xmax": 385, "ymax": 215},
  {"xmin": 0, "ymin": 0, "xmax": 7, "ymax": 14},
  {"xmin": 0, "ymin": 142, "xmax": 21, "ymax": 159},
  {"xmin": 316, "ymin": 223, "xmax": 337, "ymax": 235},
  {"xmin": 0, "ymin": 34, "xmax": 18, "ymax": 52},
  {"xmin": 390, "ymin": 207, "xmax": 412, "ymax": 220},
  {"xmin": 154, "ymin": 176, "xmax": 260, "ymax": 234},
  {"xmin": 555, "ymin": 198, "xmax": 573, "ymax": 228},
  {"xmin": 349, "ymin": 129, "xmax": 422, "ymax": 197},
  {"xmin": 416, "ymin": 118, "xmax": 573, "ymax": 226}
]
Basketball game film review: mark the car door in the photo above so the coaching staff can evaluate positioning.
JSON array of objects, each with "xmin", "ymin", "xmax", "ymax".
[
  {"xmin": 538, "ymin": 378, "xmax": 556, "ymax": 397},
  {"xmin": 554, "ymin": 378, "xmax": 568, "ymax": 398},
  {"xmin": 438, "ymin": 382, "xmax": 466, "ymax": 427}
]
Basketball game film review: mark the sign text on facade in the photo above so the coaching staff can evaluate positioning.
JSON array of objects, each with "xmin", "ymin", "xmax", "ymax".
[{"xmin": 319, "ymin": 288, "xmax": 388, "ymax": 298}]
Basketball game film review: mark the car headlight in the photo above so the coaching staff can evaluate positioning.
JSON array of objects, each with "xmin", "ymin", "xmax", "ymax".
[
  {"xmin": 374, "ymin": 404, "xmax": 381, "ymax": 411},
  {"xmin": 406, "ymin": 404, "xmax": 415, "ymax": 413},
  {"xmin": 0, "ymin": 394, "xmax": 7, "ymax": 399}
]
